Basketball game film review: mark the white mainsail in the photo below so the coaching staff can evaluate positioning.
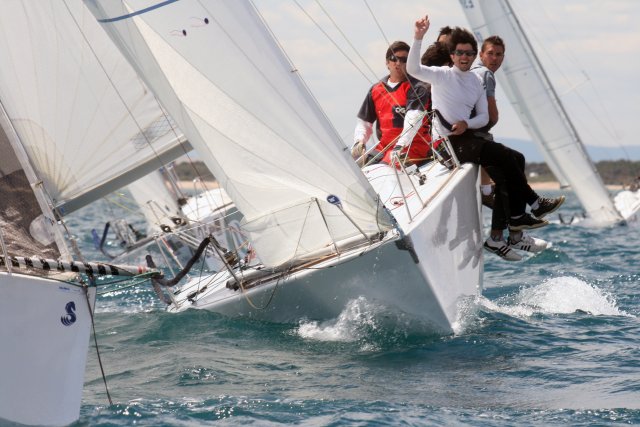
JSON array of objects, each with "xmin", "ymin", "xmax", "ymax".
[
  {"xmin": 85, "ymin": 0, "xmax": 392, "ymax": 267},
  {"xmin": 0, "ymin": 0, "xmax": 190, "ymax": 217},
  {"xmin": 461, "ymin": 0, "xmax": 623, "ymax": 226}
]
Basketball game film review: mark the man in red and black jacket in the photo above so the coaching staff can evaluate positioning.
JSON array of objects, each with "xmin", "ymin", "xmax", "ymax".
[{"xmin": 351, "ymin": 41, "xmax": 431, "ymax": 167}]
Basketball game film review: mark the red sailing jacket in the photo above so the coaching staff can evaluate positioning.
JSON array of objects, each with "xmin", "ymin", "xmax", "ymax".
[{"xmin": 357, "ymin": 76, "xmax": 431, "ymax": 163}]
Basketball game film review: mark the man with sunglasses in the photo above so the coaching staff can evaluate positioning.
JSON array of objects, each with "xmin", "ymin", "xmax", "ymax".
[
  {"xmin": 407, "ymin": 15, "xmax": 564, "ymax": 261},
  {"xmin": 352, "ymin": 41, "xmax": 431, "ymax": 167}
]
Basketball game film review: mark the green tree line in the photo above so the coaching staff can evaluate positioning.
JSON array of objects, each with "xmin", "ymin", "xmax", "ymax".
[{"xmin": 525, "ymin": 160, "xmax": 640, "ymax": 186}]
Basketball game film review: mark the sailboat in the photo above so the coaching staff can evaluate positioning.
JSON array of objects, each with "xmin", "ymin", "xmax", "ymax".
[
  {"xmin": 460, "ymin": 0, "xmax": 635, "ymax": 226},
  {"xmin": 0, "ymin": 81, "xmax": 159, "ymax": 427},
  {"xmin": 0, "ymin": 123, "xmax": 98, "ymax": 427},
  {"xmin": 97, "ymin": 163, "xmax": 245, "ymax": 274},
  {"xmin": 84, "ymin": 0, "xmax": 484, "ymax": 334},
  {"xmin": 0, "ymin": 1, "xmax": 175, "ymax": 425}
]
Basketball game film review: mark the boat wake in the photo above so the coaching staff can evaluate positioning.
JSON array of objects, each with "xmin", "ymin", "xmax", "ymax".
[
  {"xmin": 481, "ymin": 276, "xmax": 631, "ymax": 318},
  {"xmin": 295, "ymin": 297, "xmax": 379, "ymax": 342},
  {"xmin": 293, "ymin": 296, "xmax": 448, "ymax": 348}
]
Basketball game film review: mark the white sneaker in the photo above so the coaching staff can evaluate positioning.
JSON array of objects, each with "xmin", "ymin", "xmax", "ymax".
[
  {"xmin": 483, "ymin": 237, "xmax": 522, "ymax": 261},
  {"xmin": 508, "ymin": 233, "xmax": 549, "ymax": 253}
]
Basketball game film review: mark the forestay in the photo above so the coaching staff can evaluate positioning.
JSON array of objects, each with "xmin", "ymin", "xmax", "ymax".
[
  {"xmin": 0, "ymin": 1, "xmax": 188, "ymax": 217},
  {"xmin": 85, "ymin": 0, "xmax": 392, "ymax": 267},
  {"xmin": 461, "ymin": 0, "xmax": 623, "ymax": 226}
]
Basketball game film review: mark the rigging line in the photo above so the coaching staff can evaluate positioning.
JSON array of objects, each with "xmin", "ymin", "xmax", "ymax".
[
  {"xmin": 104, "ymin": 195, "xmax": 144, "ymax": 217},
  {"xmin": 557, "ymin": 74, "xmax": 629, "ymax": 160},
  {"xmin": 312, "ymin": 0, "xmax": 421, "ymax": 108},
  {"xmin": 518, "ymin": 1, "xmax": 622, "ymax": 149},
  {"xmin": 151, "ymin": 110, "xmax": 202, "ymax": 199},
  {"xmin": 359, "ymin": 0, "xmax": 426, "ymax": 112},
  {"xmin": 236, "ymin": 265, "xmax": 281, "ymax": 311},
  {"xmin": 307, "ymin": 0, "xmax": 379, "ymax": 83},
  {"xmin": 236, "ymin": 200, "xmax": 321, "ymax": 310},
  {"xmin": 291, "ymin": 199, "xmax": 315, "ymax": 261},
  {"xmin": 576, "ymin": 77, "xmax": 625, "ymax": 142},
  {"xmin": 61, "ymin": 1, "xmax": 191, "ymax": 176},
  {"xmin": 248, "ymin": 1, "xmax": 344, "ymax": 148},
  {"xmin": 312, "ymin": 1, "xmax": 380, "ymax": 83},
  {"xmin": 362, "ymin": 0, "xmax": 390, "ymax": 50},
  {"xmin": 502, "ymin": 2, "xmax": 593, "ymax": 163},
  {"xmin": 84, "ymin": 282, "xmax": 113, "ymax": 406},
  {"xmin": 360, "ymin": 0, "xmax": 425, "ymax": 98}
]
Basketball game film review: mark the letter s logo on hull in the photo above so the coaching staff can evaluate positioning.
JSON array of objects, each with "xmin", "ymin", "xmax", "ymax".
[{"xmin": 60, "ymin": 301, "xmax": 77, "ymax": 326}]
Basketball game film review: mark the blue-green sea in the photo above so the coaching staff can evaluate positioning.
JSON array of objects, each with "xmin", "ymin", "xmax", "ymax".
[{"xmin": 66, "ymin": 189, "xmax": 639, "ymax": 426}]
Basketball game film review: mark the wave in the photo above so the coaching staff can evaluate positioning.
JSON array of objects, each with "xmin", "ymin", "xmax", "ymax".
[{"xmin": 481, "ymin": 276, "xmax": 631, "ymax": 318}]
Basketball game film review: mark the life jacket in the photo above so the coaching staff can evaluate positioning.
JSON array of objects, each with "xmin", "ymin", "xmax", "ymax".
[
  {"xmin": 371, "ymin": 80, "xmax": 431, "ymax": 165},
  {"xmin": 369, "ymin": 80, "xmax": 404, "ymax": 152}
]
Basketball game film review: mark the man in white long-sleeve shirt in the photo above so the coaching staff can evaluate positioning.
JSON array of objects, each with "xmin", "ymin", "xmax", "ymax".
[{"xmin": 406, "ymin": 15, "xmax": 564, "ymax": 260}]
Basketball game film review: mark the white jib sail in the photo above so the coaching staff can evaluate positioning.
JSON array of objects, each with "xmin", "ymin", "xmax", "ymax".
[
  {"xmin": 461, "ymin": 0, "xmax": 623, "ymax": 226},
  {"xmin": 85, "ymin": 0, "xmax": 392, "ymax": 267},
  {"xmin": 0, "ymin": 1, "xmax": 189, "ymax": 217}
]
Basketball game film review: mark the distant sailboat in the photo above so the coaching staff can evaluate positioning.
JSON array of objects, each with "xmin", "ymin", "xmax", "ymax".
[
  {"xmin": 85, "ymin": 0, "xmax": 485, "ymax": 334},
  {"xmin": 461, "ymin": 0, "xmax": 634, "ymax": 226},
  {"xmin": 97, "ymin": 164, "xmax": 245, "ymax": 274}
]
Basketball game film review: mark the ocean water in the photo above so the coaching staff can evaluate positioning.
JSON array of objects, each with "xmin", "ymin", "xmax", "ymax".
[{"xmin": 68, "ymin": 190, "xmax": 639, "ymax": 426}]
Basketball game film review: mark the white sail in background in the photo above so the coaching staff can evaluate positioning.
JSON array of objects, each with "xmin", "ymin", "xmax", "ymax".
[
  {"xmin": 85, "ymin": 0, "xmax": 392, "ymax": 267},
  {"xmin": 0, "ymin": 1, "xmax": 190, "ymax": 217},
  {"xmin": 461, "ymin": 0, "xmax": 623, "ymax": 226},
  {"xmin": 127, "ymin": 168, "xmax": 183, "ymax": 233}
]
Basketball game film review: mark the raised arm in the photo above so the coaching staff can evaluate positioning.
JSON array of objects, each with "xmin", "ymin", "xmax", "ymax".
[
  {"xmin": 414, "ymin": 15, "xmax": 430, "ymax": 40},
  {"xmin": 407, "ymin": 15, "xmax": 441, "ymax": 84}
]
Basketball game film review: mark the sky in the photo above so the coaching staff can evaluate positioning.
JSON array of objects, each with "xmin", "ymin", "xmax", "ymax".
[{"xmin": 253, "ymin": 0, "xmax": 640, "ymax": 160}]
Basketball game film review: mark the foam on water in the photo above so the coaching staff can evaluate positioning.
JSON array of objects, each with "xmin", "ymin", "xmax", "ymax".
[
  {"xmin": 482, "ymin": 276, "xmax": 631, "ymax": 318},
  {"xmin": 294, "ymin": 296, "xmax": 381, "ymax": 342},
  {"xmin": 451, "ymin": 296, "xmax": 484, "ymax": 335}
]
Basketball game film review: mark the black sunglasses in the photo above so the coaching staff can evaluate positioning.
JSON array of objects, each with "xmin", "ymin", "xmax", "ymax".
[
  {"xmin": 388, "ymin": 55, "xmax": 408, "ymax": 63},
  {"xmin": 453, "ymin": 49, "xmax": 476, "ymax": 57}
]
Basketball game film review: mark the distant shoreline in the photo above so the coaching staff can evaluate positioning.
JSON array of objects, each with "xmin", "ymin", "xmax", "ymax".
[
  {"xmin": 176, "ymin": 180, "xmax": 624, "ymax": 192},
  {"xmin": 177, "ymin": 180, "xmax": 219, "ymax": 192},
  {"xmin": 529, "ymin": 181, "xmax": 623, "ymax": 191}
]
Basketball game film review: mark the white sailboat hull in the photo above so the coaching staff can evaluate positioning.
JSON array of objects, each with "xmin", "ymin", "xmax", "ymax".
[
  {"xmin": 168, "ymin": 164, "xmax": 483, "ymax": 334},
  {"xmin": 0, "ymin": 272, "xmax": 95, "ymax": 427}
]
